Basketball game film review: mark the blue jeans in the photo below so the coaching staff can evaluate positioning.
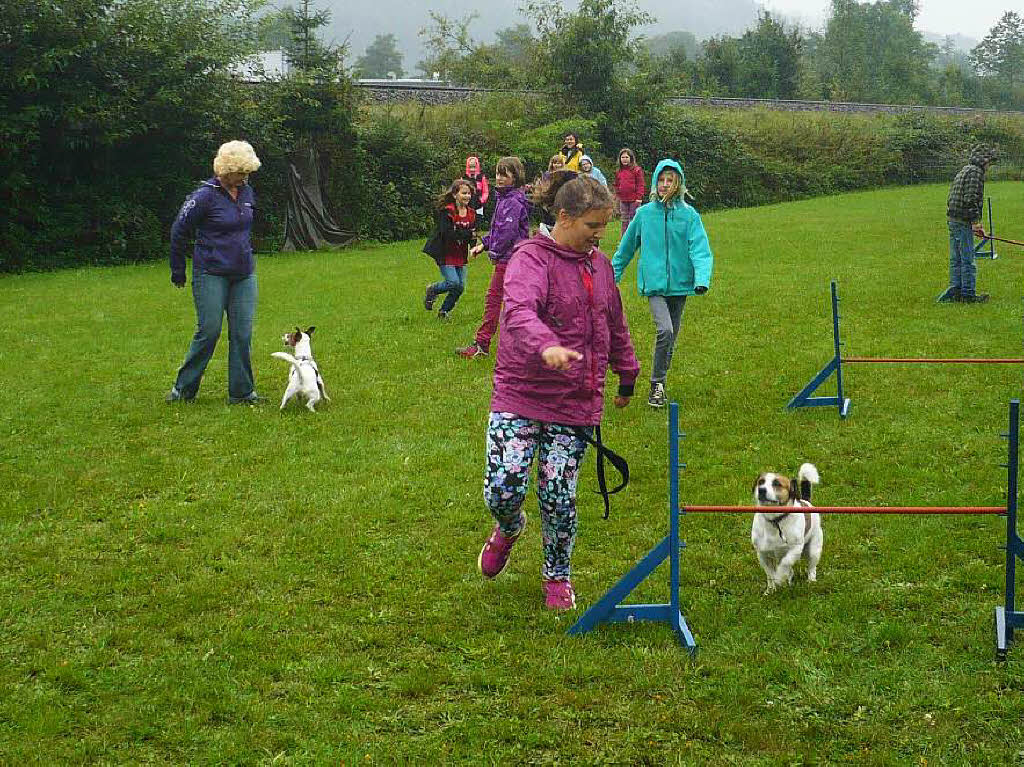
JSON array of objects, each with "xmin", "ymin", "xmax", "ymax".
[
  {"xmin": 948, "ymin": 220, "xmax": 977, "ymax": 297},
  {"xmin": 430, "ymin": 265, "xmax": 466, "ymax": 313},
  {"xmin": 173, "ymin": 269, "xmax": 257, "ymax": 400}
]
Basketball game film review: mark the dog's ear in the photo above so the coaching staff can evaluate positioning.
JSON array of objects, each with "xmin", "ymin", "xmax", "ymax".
[
  {"xmin": 306, "ymin": 326, "xmax": 316, "ymax": 335},
  {"xmin": 295, "ymin": 326, "xmax": 301, "ymax": 334},
  {"xmin": 788, "ymin": 476, "xmax": 800, "ymax": 502},
  {"xmin": 800, "ymin": 479, "xmax": 813, "ymax": 502}
]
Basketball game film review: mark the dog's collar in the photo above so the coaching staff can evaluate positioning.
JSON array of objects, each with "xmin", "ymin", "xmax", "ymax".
[{"xmin": 767, "ymin": 512, "xmax": 790, "ymax": 540}]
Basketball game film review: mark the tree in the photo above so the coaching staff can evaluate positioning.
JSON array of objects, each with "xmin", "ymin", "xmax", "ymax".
[
  {"xmin": 697, "ymin": 36, "xmax": 742, "ymax": 95},
  {"xmin": 355, "ymin": 33, "xmax": 405, "ymax": 78},
  {"xmin": 521, "ymin": 0, "xmax": 655, "ymax": 115},
  {"xmin": 0, "ymin": 0, "xmax": 270, "ymax": 269},
  {"xmin": 736, "ymin": 12, "xmax": 802, "ymax": 99},
  {"xmin": 970, "ymin": 12, "xmax": 1024, "ymax": 93},
  {"xmin": 815, "ymin": 0, "xmax": 936, "ymax": 103},
  {"xmin": 281, "ymin": 0, "xmax": 342, "ymax": 75},
  {"xmin": 418, "ymin": 13, "xmax": 538, "ymax": 87}
]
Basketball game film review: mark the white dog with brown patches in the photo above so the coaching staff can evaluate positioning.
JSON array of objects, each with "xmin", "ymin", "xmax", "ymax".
[
  {"xmin": 272, "ymin": 327, "xmax": 329, "ymax": 412},
  {"xmin": 751, "ymin": 463, "xmax": 822, "ymax": 595}
]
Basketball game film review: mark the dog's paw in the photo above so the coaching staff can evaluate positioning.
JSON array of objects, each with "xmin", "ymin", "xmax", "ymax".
[{"xmin": 762, "ymin": 584, "xmax": 776, "ymax": 596}]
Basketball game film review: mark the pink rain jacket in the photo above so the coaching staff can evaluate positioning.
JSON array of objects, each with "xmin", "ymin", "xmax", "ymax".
[{"xmin": 491, "ymin": 234, "xmax": 640, "ymax": 426}]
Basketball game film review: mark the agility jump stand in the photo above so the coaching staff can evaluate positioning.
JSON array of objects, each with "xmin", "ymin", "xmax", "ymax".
[
  {"xmin": 570, "ymin": 400, "xmax": 1024, "ymax": 658},
  {"xmin": 568, "ymin": 402, "xmax": 697, "ymax": 655},
  {"xmin": 973, "ymin": 197, "xmax": 999, "ymax": 261},
  {"xmin": 787, "ymin": 280, "xmax": 1024, "ymax": 418}
]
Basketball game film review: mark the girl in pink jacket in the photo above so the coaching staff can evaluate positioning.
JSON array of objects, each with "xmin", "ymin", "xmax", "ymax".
[{"xmin": 476, "ymin": 172, "xmax": 640, "ymax": 611}]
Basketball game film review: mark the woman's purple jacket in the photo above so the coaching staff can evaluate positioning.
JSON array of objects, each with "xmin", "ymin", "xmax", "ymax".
[
  {"xmin": 481, "ymin": 186, "xmax": 530, "ymax": 263},
  {"xmin": 491, "ymin": 235, "xmax": 640, "ymax": 426},
  {"xmin": 170, "ymin": 178, "xmax": 255, "ymax": 282}
]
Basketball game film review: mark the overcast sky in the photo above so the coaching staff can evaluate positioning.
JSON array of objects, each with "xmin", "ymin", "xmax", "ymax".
[{"xmin": 763, "ymin": 0, "xmax": 1008, "ymax": 40}]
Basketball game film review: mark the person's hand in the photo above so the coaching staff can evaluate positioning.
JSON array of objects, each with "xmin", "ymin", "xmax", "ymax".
[
  {"xmin": 614, "ymin": 395, "xmax": 631, "ymax": 408},
  {"xmin": 470, "ymin": 243, "xmax": 485, "ymax": 257},
  {"xmin": 694, "ymin": 285, "xmax": 708, "ymax": 295},
  {"xmin": 541, "ymin": 346, "xmax": 582, "ymax": 371},
  {"xmin": 973, "ymin": 225, "xmax": 986, "ymax": 238}
]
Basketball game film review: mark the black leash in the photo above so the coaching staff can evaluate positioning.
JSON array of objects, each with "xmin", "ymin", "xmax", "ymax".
[{"xmin": 574, "ymin": 425, "xmax": 629, "ymax": 519}]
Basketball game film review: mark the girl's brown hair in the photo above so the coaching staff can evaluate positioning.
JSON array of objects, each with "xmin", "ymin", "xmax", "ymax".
[
  {"xmin": 548, "ymin": 153, "xmax": 566, "ymax": 171},
  {"xmin": 495, "ymin": 156, "xmax": 526, "ymax": 187},
  {"xmin": 532, "ymin": 171, "xmax": 615, "ymax": 218},
  {"xmin": 617, "ymin": 148, "xmax": 637, "ymax": 168},
  {"xmin": 437, "ymin": 178, "xmax": 474, "ymax": 210}
]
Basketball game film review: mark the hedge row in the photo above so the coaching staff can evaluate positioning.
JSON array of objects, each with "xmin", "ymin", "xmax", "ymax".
[{"xmin": 4, "ymin": 90, "xmax": 1022, "ymax": 272}]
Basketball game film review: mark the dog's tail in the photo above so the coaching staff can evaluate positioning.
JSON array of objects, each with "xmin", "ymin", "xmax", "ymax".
[
  {"xmin": 271, "ymin": 351, "xmax": 300, "ymax": 369},
  {"xmin": 797, "ymin": 463, "xmax": 820, "ymax": 502}
]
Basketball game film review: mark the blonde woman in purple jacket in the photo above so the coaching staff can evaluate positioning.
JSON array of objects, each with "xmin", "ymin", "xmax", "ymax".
[{"xmin": 477, "ymin": 172, "xmax": 640, "ymax": 611}]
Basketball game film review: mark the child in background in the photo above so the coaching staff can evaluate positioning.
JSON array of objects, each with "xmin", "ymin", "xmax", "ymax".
[
  {"xmin": 613, "ymin": 148, "xmax": 645, "ymax": 233},
  {"xmin": 464, "ymin": 156, "xmax": 490, "ymax": 219},
  {"xmin": 533, "ymin": 154, "xmax": 566, "ymax": 234},
  {"xmin": 611, "ymin": 159, "xmax": 713, "ymax": 409},
  {"xmin": 579, "ymin": 155, "xmax": 607, "ymax": 187},
  {"xmin": 559, "ymin": 132, "xmax": 585, "ymax": 172},
  {"xmin": 456, "ymin": 157, "xmax": 531, "ymax": 359},
  {"xmin": 423, "ymin": 179, "xmax": 477, "ymax": 319},
  {"xmin": 477, "ymin": 171, "xmax": 639, "ymax": 610}
]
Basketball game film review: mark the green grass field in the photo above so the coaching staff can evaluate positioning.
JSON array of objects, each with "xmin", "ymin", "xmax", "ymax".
[{"xmin": 2, "ymin": 182, "xmax": 1024, "ymax": 763}]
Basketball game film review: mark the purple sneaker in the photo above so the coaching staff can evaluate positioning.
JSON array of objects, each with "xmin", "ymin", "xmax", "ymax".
[
  {"xmin": 543, "ymin": 579, "xmax": 576, "ymax": 610},
  {"xmin": 478, "ymin": 516, "xmax": 525, "ymax": 578}
]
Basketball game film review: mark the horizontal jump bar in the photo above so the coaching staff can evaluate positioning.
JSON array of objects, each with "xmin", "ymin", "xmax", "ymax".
[
  {"xmin": 842, "ymin": 357, "xmax": 1024, "ymax": 364},
  {"xmin": 683, "ymin": 505, "xmax": 1005, "ymax": 515}
]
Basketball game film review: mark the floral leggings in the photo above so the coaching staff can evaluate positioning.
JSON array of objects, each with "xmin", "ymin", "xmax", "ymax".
[{"xmin": 484, "ymin": 412, "xmax": 591, "ymax": 581}]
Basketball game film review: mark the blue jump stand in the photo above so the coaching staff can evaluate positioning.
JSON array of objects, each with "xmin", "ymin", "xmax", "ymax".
[
  {"xmin": 997, "ymin": 399, "xmax": 1023, "ymax": 659},
  {"xmin": 786, "ymin": 280, "xmax": 851, "ymax": 418},
  {"xmin": 975, "ymin": 197, "xmax": 999, "ymax": 261},
  {"xmin": 568, "ymin": 402, "xmax": 697, "ymax": 654}
]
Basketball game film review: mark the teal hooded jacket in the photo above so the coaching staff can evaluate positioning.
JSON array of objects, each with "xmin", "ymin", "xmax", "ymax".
[{"xmin": 611, "ymin": 159, "xmax": 713, "ymax": 297}]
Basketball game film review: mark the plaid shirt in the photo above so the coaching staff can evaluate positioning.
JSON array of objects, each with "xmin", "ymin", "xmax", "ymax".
[
  {"xmin": 946, "ymin": 162, "xmax": 986, "ymax": 223},
  {"xmin": 947, "ymin": 145, "xmax": 997, "ymax": 223}
]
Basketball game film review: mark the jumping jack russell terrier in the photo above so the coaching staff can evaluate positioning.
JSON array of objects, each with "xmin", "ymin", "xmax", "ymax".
[
  {"xmin": 271, "ymin": 327, "xmax": 329, "ymax": 412},
  {"xmin": 751, "ymin": 463, "xmax": 822, "ymax": 595}
]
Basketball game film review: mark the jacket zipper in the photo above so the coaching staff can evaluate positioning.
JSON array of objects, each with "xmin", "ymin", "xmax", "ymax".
[{"xmin": 664, "ymin": 206, "xmax": 671, "ymax": 289}]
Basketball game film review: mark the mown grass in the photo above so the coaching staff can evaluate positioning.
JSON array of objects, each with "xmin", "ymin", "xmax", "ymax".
[{"xmin": 1, "ymin": 182, "xmax": 1023, "ymax": 763}]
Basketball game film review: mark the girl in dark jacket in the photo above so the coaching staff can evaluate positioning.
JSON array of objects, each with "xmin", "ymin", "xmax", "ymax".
[{"xmin": 423, "ymin": 179, "xmax": 477, "ymax": 319}]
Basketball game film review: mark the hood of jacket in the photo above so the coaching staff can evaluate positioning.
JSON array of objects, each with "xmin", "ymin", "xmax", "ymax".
[
  {"xmin": 969, "ymin": 144, "xmax": 998, "ymax": 168},
  {"xmin": 650, "ymin": 158, "xmax": 686, "ymax": 197}
]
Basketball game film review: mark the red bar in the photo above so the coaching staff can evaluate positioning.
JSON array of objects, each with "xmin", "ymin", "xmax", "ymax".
[
  {"xmin": 683, "ymin": 505, "xmax": 1005, "ymax": 515},
  {"xmin": 842, "ymin": 357, "xmax": 1024, "ymax": 364}
]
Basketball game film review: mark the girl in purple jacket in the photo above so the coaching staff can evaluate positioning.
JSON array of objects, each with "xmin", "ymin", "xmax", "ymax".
[
  {"xmin": 477, "ymin": 172, "xmax": 640, "ymax": 611},
  {"xmin": 455, "ymin": 156, "xmax": 531, "ymax": 359}
]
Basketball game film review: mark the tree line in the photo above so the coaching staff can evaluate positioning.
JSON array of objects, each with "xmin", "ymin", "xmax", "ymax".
[
  {"xmin": 1, "ymin": 0, "xmax": 1021, "ymax": 272},
  {"xmin": 354, "ymin": 0, "xmax": 1024, "ymax": 112}
]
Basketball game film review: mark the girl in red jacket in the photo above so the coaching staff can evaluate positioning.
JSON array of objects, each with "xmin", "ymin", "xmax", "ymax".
[
  {"xmin": 613, "ymin": 148, "xmax": 645, "ymax": 234},
  {"xmin": 423, "ymin": 179, "xmax": 477, "ymax": 319},
  {"xmin": 476, "ymin": 171, "xmax": 640, "ymax": 612}
]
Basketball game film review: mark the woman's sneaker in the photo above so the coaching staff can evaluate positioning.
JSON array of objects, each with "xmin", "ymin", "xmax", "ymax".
[
  {"xmin": 543, "ymin": 579, "xmax": 577, "ymax": 610},
  {"xmin": 648, "ymin": 382, "xmax": 667, "ymax": 408},
  {"xmin": 456, "ymin": 341, "xmax": 488, "ymax": 358},
  {"xmin": 478, "ymin": 516, "xmax": 526, "ymax": 578}
]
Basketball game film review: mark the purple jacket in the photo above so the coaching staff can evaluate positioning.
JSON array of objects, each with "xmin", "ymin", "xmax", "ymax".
[
  {"xmin": 481, "ymin": 186, "xmax": 530, "ymax": 263},
  {"xmin": 170, "ymin": 178, "xmax": 256, "ymax": 282},
  {"xmin": 491, "ymin": 235, "xmax": 640, "ymax": 426}
]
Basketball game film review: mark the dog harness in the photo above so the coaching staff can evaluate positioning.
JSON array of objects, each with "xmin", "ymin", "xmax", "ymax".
[{"xmin": 767, "ymin": 507, "xmax": 813, "ymax": 543}]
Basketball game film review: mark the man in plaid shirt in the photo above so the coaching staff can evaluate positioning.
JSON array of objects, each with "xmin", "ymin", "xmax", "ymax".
[{"xmin": 942, "ymin": 144, "xmax": 999, "ymax": 303}]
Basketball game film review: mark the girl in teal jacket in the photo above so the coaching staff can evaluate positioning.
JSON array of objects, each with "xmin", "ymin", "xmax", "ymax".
[{"xmin": 611, "ymin": 159, "xmax": 713, "ymax": 408}]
